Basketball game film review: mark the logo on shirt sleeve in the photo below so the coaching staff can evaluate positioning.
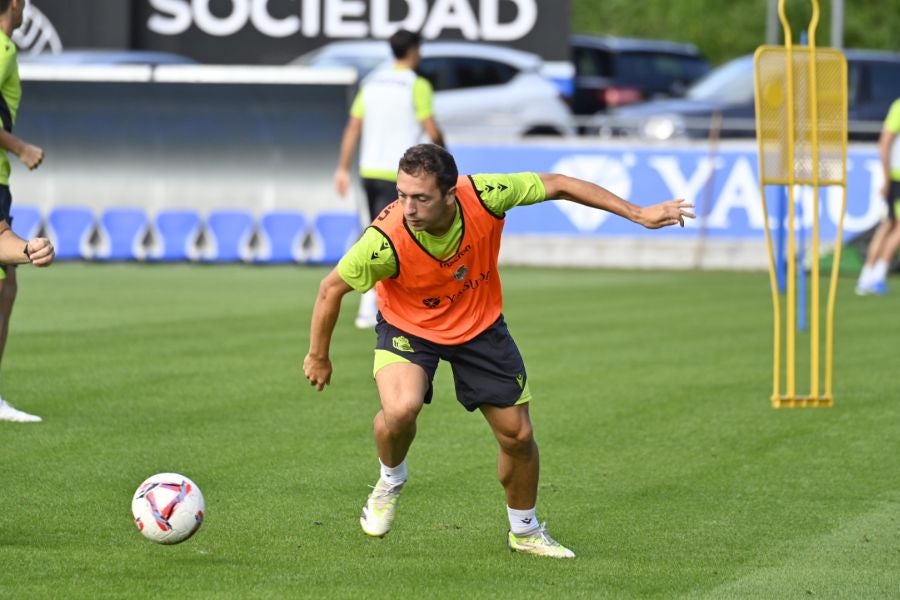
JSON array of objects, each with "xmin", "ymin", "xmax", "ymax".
[
  {"xmin": 370, "ymin": 239, "xmax": 391, "ymax": 261},
  {"xmin": 478, "ymin": 183, "xmax": 509, "ymax": 194}
]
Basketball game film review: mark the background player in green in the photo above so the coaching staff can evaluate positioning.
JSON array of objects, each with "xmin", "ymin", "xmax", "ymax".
[
  {"xmin": 855, "ymin": 97, "xmax": 900, "ymax": 295},
  {"xmin": 305, "ymin": 144, "xmax": 694, "ymax": 557},
  {"xmin": 0, "ymin": 0, "xmax": 55, "ymax": 423},
  {"xmin": 333, "ymin": 29, "xmax": 444, "ymax": 329}
]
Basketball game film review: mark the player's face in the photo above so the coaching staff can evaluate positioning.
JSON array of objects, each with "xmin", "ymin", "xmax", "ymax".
[{"xmin": 396, "ymin": 170, "xmax": 456, "ymax": 235}]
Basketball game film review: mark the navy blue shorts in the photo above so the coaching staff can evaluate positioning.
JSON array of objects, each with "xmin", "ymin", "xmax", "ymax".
[
  {"xmin": 0, "ymin": 184, "xmax": 11, "ymax": 224},
  {"xmin": 0, "ymin": 185, "xmax": 12, "ymax": 276},
  {"xmin": 362, "ymin": 178, "xmax": 397, "ymax": 222},
  {"xmin": 374, "ymin": 314, "xmax": 531, "ymax": 412},
  {"xmin": 886, "ymin": 180, "xmax": 900, "ymax": 222}
]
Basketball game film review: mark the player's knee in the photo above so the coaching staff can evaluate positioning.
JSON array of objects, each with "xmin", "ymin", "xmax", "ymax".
[
  {"xmin": 497, "ymin": 422, "xmax": 535, "ymax": 456},
  {"xmin": 378, "ymin": 404, "xmax": 419, "ymax": 434}
]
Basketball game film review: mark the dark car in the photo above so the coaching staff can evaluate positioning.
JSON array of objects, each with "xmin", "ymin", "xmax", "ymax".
[
  {"xmin": 603, "ymin": 49, "xmax": 900, "ymax": 141},
  {"xmin": 570, "ymin": 35, "xmax": 711, "ymax": 116}
]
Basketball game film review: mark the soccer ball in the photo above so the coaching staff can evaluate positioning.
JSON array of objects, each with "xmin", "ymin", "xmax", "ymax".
[{"xmin": 131, "ymin": 473, "xmax": 205, "ymax": 544}]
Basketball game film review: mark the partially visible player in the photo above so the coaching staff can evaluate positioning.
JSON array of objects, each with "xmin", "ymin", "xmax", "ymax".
[
  {"xmin": 0, "ymin": 0, "xmax": 55, "ymax": 423},
  {"xmin": 304, "ymin": 144, "xmax": 693, "ymax": 558},
  {"xmin": 333, "ymin": 29, "xmax": 444, "ymax": 328},
  {"xmin": 856, "ymin": 97, "xmax": 900, "ymax": 295}
]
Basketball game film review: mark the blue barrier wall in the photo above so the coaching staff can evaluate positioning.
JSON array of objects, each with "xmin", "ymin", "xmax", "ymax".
[{"xmin": 9, "ymin": 74, "xmax": 885, "ymax": 268}]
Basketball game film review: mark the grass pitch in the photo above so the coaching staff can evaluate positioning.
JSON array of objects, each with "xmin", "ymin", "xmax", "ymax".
[{"xmin": 1, "ymin": 263, "xmax": 897, "ymax": 598}]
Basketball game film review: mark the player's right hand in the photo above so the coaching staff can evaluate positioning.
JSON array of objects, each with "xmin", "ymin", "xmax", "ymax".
[
  {"xmin": 19, "ymin": 144, "xmax": 44, "ymax": 170},
  {"xmin": 303, "ymin": 353, "xmax": 332, "ymax": 392}
]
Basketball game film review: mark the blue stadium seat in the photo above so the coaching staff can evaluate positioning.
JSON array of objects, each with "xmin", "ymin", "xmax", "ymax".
[
  {"xmin": 256, "ymin": 210, "xmax": 307, "ymax": 264},
  {"xmin": 148, "ymin": 209, "xmax": 201, "ymax": 262},
  {"xmin": 309, "ymin": 212, "xmax": 361, "ymax": 264},
  {"xmin": 46, "ymin": 206, "xmax": 95, "ymax": 260},
  {"xmin": 202, "ymin": 209, "xmax": 255, "ymax": 263},
  {"xmin": 95, "ymin": 207, "xmax": 149, "ymax": 261},
  {"xmin": 8, "ymin": 204, "xmax": 43, "ymax": 239}
]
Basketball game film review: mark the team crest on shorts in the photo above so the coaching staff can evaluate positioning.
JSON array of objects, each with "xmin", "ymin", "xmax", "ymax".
[
  {"xmin": 453, "ymin": 265, "xmax": 468, "ymax": 280},
  {"xmin": 392, "ymin": 336, "xmax": 415, "ymax": 353}
]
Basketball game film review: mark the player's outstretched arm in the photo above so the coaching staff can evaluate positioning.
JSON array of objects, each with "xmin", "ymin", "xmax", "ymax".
[
  {"xmin": 539, "ymin": 173, "xmax": 695, "ymax": 229},
  {"xmin": 0, "ymin": 224, "xmax": 54, "ymax": 266},
  {"xmin": 304, "ymin": 268, "xmax": 354, "ymax": 391}
]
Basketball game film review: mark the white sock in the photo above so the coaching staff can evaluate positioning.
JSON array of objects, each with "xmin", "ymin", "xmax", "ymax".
[
  {"xmin": 507, "ymin": 506, "xmax": 538, "ymax": 535},
  {"xmin": 379, "ymin": 459, "xmax": 407, "ymax": 487},
  {"xmin": 872, "ymin": 259, "xmax": 889, "ymax": 283},
  {"xmin": 358, "ymin": 289, "xmax": 377, "ymax": 319},
  {"xmin": 858, "ymin": 264, "xmax": 873, "ymax": 286}
]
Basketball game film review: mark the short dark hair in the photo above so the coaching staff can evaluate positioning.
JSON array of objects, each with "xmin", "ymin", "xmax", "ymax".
[
  {"xmin": 399, "ymin": 144, "xmax": 458, "ymax": 194},
  {"xmin": 389, "ymin": 29, "xmax": 421, "ymax": 60},
  {"xmin": 0, "ymin": 0, "xmax": 12, "ymax": 14}
]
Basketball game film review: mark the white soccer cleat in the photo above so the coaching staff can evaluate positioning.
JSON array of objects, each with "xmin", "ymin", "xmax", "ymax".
[
  {"xmin": 0, "ymin": 399, "xmax": 42, "ymax": 423},
  {"xmin": 360, "ymin": 478, "xmax": 404, "ymax": 537},
  {"xmin": 856, "ymin": 280, "xmax": 888, "ymax": 296},
  {"xmin": 508, "ymin": 522, "xmax": 575, "ymax": 558}
]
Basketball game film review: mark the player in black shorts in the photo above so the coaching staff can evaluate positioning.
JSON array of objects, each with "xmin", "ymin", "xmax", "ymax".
[
  {"xmin": 305, "ymin": 144, "xmax": 693, "ymax": 557},
  {"xmin": 0, "ymin": 0, "xmax": 56, "ymax": 423},
  {"xmin": 331, "ymin": 30, "xmax": 445, "ymax": 329},
  {"xmin": 856, "ymin": 99, "xmax": 900, "ymax": 296}
]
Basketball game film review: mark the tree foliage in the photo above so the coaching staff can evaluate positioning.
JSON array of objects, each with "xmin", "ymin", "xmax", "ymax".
[{"xmin": 572, "ymin": 0, "xmax": 899, "ymax": 65}]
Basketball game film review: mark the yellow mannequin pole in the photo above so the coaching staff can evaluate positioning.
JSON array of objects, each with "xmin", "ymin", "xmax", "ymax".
[
  {"xmin": 777, "ymin": 0, "xmax": 797, "ymax": 401},
  {"xmin": 756, "ymin": 0, "xmax": 844, "ymax": 407}
]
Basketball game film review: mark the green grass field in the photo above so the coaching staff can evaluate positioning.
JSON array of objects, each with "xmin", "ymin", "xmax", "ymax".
[{"xmin": 1, "ymin": 263, "xmax": 897, "ymax": 598}]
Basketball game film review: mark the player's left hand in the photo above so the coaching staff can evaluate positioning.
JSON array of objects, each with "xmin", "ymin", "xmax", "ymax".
[
  {"xmin": 25, "ymin": 237, "xmax": 54, "ymax": 267},
  {"xmin": 19, "ymin": 143, "xmax": 44, "ymax": 170},
  {"xmin": 639, "ymin": 199, "xmax": 695, "ymax": 229}
]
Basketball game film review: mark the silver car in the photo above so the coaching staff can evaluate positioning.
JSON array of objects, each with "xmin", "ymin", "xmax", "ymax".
[{"xmin": 292, "ymin": 40, "xmax": 575, "ymax": 139}]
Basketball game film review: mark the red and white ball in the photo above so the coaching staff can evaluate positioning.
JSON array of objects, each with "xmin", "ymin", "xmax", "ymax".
[{"xmin": 131, "ymin": 473, "xmax": 205, "ymax": 544}]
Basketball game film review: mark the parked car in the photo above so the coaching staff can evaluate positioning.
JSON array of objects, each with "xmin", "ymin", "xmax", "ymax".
[
  {"xmin": 290, "ymin": 41, "xmax": 388, "ymax": 78},
  {"xmin": 291, "ymin": 40, "xmax": 575, "ymax": 138},
  {"xmin": 601, "ymin": 49, "xmax": 900, "ymax": 141},
  {"xmin": 570, "ymin": 35, "xmax": 710, "ymax": 117}
]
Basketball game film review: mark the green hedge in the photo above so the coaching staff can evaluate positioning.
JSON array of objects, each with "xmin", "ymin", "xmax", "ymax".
[{"xmin": 572, "ymin": 0, "xmax": 899, "ymax": 65}]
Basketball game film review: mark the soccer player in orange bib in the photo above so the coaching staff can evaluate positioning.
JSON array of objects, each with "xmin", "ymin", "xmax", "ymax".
[{"xmin": 304, "ymin": 144, "xmax": 693, "ymax": 557}]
